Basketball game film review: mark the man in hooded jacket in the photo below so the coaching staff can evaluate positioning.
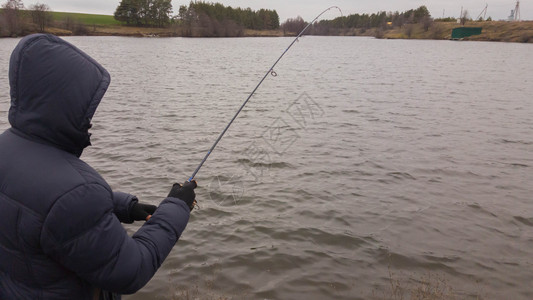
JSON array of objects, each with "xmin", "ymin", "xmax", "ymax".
[{"xmin": 0, "ymin": 34, "xmax": 196, "ymax": 299}]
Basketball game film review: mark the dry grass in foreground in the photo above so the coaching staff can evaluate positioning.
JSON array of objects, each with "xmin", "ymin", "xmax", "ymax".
[
  {"xmin": 170, "ymin": 269, "xmax": 481, "ymax": 300},
  {"xmin": 377, "ymin": 270, "xmax": 470, "ymax": 300}
]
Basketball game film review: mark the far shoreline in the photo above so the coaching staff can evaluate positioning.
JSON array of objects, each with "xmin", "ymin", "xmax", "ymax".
[{"xmin": 4, "ymin": 21, "xmax": 533, "ymax": 44}]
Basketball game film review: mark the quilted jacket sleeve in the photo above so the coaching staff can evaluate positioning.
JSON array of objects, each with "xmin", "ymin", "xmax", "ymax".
[
  {"xmin": 112, "ymin": 191, "xmax": 137, "ymax": 224},
  {"xmin": 40, "ymin": 183, "xmax": 190, "ymax": 294}
]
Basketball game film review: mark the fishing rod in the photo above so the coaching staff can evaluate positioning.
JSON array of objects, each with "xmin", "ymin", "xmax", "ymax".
[{"xmin": 188, "ymin": 6, "xmax": 342, "ymax": 182}]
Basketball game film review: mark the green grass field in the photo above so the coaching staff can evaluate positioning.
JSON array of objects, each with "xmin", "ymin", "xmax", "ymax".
[{"xmin": 50, "ymin": 11, "xmax": 121, "ymax": 26}]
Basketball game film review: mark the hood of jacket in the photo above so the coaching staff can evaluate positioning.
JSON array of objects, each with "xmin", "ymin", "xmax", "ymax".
[{"xmin": 8, "ymin": 34, "xmax": 110, "ymax": 157}]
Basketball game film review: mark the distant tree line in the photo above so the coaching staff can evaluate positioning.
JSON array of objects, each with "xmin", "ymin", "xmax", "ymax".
[
  {"xmin": 113, "ymin": 0, "xmax": 280, "ymax": 35},
  {"xmin": 114, "ymin": 0, "xmax": 172, "ymax": 27},
  {"xmin": 181, "ymin": 1, "xmax": 279, "ymax": 30},
  {"xmin": 177, "ymin": 1, "xmax": 279, "ymax": 37},
  {"xmin": 321, "ymin": 6, "xmax": 431, "ymax": 29},
  {"xmin": 282, "ymin": 6, "xmax": 433, "ymax": 36}
]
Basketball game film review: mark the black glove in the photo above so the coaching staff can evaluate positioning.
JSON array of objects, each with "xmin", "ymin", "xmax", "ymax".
[
  {"xmin": 130, "ymin": 202, "xmax": 157, "ymax": 221},
  {"xmin": 168, "ymin": 180, "xmax": 197, "ymax": 211}
]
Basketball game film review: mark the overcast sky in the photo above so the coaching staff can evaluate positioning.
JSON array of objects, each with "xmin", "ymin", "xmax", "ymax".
[{"xmin": 38, "ymin": 0, "xmax": 530, "ymax": 22}]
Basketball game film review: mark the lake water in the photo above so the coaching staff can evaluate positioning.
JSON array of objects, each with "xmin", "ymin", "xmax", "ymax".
[{"xmin": 0, "ymin": 36, "xmax": 532, "ymax": 299}]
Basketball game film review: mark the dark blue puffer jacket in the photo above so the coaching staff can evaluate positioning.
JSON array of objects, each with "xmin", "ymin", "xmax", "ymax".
[{"xmin": 0, "ymin": 34, "xmax": 190, "ymax": 299}]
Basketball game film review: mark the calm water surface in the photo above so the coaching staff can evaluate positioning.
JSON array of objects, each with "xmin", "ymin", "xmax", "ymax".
[{"xmin": 0, "ymin": 36, "xmax": 532, "ymax": 299}]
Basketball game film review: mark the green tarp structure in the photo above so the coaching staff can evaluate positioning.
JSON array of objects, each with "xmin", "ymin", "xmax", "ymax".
[{"xmin": 452, "ymin": 27, "xmax": 483, "ymax": 39}]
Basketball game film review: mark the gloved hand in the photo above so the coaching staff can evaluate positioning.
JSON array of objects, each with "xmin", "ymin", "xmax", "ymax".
[
  {"xmin": 130, "ymin": 202, "xmax": 157, "ymax": 221},
  {"xmin": 168, "ymin": 180, "xmax": 197, "ymax": 211}
]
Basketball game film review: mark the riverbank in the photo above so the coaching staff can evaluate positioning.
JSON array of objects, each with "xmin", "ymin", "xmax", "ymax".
[
  {"xmin": 43, "ymin": 25, "xmax": 284, "ymax": 38},
  {"xmin": 16, "ymin": 19, "xmax": 533, "ymax": 43},
  {"xmin": 44, "ymin": 21, "xmax": 532, "ymax": 43}
]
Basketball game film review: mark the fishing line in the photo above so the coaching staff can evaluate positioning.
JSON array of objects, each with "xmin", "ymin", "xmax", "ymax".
[{"xmin": 188, "ymin": 6, "xmax": 343, "ymax": 182}]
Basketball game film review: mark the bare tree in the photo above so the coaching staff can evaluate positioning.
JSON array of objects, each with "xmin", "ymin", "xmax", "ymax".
[
  {"xmin": 460, "ymin": 10, "xmax": 469, "ymax": 26},
  {"xmin": 29, "ymin": 3, "xmax": 51, "ymax": 32},
  {"xmin": 280, "ymin": 16, "xmax": 307, "ymax": 35},
  {"xmin": 58, "ymin": 16, "xmax": 88, "ymax": 35},
  {"xmin": 422, "ymin": 16, "xmax": 433, "ymax": 32},
  {"xmin": 404, "ymin": 24, "xmax": 414, "ymax": 38},
  {"xmin": 1, "ymin": 0, "xmax": 25, "ymax": 36}
]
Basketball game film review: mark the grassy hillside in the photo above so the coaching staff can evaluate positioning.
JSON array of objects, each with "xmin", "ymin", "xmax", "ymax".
[
  {"xmin": 463, "ymin": 21, "xmax": 533, "ymax": 42},
  {"xmin": 50, "ymin": 11, "xmax": 120, "ymax": 26},
  {"xmin": 378, "ymin": 21, "xmax": 533, "ymax": 43}
]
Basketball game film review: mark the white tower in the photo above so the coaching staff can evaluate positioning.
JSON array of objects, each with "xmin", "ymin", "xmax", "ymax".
[
  {"xmin": 514, "ymin": 1, "xmax": 521, "ymax": 21},
  {"xmin": 509, "ymin": 1, "xmax": 521, "ymax": 21}
]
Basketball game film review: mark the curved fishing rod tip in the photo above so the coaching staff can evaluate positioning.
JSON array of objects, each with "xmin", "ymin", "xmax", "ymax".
[
  {"xmin": 310, "ymin": 6, "xmax": 342, "ymax": 24},
  {"xmin": 330, "ymin": 6, "xmax": 343, "ymax": 17}
]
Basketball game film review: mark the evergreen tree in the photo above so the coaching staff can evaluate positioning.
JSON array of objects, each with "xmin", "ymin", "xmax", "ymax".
[{"xmin": 114, "ymin": 0, "xmax": 172, "ymax": 27}]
